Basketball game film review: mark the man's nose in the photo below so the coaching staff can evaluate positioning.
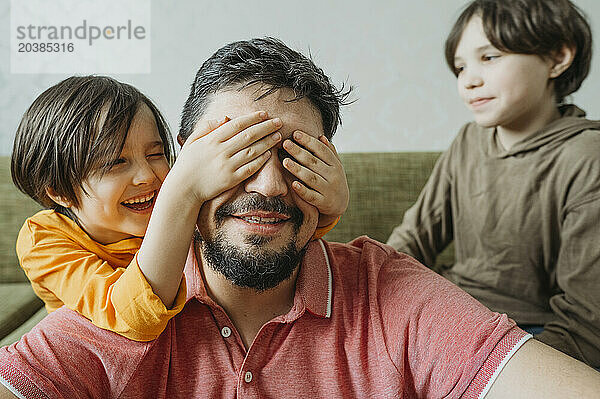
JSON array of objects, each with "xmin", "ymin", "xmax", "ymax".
[{"xmin": 244, "ymin": 149, "xmax": 288, "ymax": 197}]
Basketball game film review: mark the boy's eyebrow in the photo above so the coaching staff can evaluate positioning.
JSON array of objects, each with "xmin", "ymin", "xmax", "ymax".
[
  {"xmin": 454, "ymin": 44, "xmax": 498, "ymax": 62},
  {"xmin": 147, "ymin": 141, "xmax": 164, "ymax": 149},
  {"xmin": 476, "ymin": 44, "xmax": 497, "ymax": 52}
]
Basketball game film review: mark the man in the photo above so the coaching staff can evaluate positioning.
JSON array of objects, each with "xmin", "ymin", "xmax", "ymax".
[{"xmin": 1, "ymin": 37, "xmax": 599, "ymax": 398}]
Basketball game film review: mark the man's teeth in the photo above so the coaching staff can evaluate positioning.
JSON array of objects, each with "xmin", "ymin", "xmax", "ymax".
[
  {"xmin": 123, "ymin": 192, "xmax": 154, "ymax": 204},
  {"xmin": 240, "ymin": 216, "xmax": 281, "ymax": 224}
]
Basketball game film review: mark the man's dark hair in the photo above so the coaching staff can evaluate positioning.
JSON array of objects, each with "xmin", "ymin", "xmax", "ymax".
[
  {"xmin": 179, "ymin": 37, "xmax": 352, "ymax": 142},
  {"xmin": 11, "ymin": 75, "xmax": 175, "ymax": 216},
  {"xmin": 444, "ymin": 0, "xmax": 592, "ymax": 103}
]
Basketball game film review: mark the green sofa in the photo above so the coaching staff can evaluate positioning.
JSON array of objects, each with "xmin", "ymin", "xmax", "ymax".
[
  {"xmin": 0, "ymin": 157, "xmax": 46, "ymax": 346},
  {"xmin": 0, "ymin": 152, "xmax": 453, "ymax": 345}
]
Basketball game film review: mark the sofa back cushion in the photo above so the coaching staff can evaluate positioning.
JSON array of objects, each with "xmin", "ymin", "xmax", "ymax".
[
  {"xmin": 1, "ymin": 157, "xmax": 42, "ymax": 282},
  {"xmin": 323, "ymin": 152, "xmax": 454, "ymax": 266},
  {"xmin": 0, "ymin": 152, "xmax": 453, "ymax": 283}
]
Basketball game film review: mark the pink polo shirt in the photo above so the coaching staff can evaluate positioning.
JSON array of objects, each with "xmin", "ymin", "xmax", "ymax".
[{"xmin": 0, "ymin": 237, "xmax": 529, "ymax": 398}]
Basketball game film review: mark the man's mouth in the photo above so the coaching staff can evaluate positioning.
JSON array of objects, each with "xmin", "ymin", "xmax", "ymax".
[
  {"xmin": 121, "ymin": 191, "xmax": 156, "ymax": 211},
  {"xmin": 215, "ymin": 194, "xmax": 304, "ymax": 232},
  {"xmin": 232, "ymin": 212, "xmax": 290, "ymax": 225}
]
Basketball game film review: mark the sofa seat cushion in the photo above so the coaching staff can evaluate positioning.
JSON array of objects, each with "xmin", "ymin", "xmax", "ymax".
[
  {"xmin": 0, "ymin": 307, "xmax": 47, "ymax": 347},
  {"xmin": 0, "ymin": 283, "xmax": 44, "ymax": 340}
]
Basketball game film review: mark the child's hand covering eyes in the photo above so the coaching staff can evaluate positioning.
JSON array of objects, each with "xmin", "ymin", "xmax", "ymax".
[
  {"xmin": 174, "ymin": 111, "xmax": 282, "ymax": 203},
  {"xmin": 281, "ymin": 131, "xmax": 349, "ymax": 228}
]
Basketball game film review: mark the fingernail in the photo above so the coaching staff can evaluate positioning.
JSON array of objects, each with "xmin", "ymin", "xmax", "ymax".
[
  {"xmin": 259, "ymin": 111, "xmax": 268, "ymax": 119},
  {"xmin": 273, "ymin": 118, "xmax": 282, "ymax": 127},
  {"xmin": 272, "ymin": 132, "xmax": 281, "ymax": 141},
  {"xmin": 294, "ymin": 131, "xmax": 302, "ymax": 140}
]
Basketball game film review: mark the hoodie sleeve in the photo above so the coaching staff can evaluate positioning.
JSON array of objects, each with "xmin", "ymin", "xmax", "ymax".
[
  {"xmin": 385, "ymin": 127, "xmax": 463, "ymax": 267},
  {"xmin": 536, "ymin": 132, "xmax": 600, "ymax": 368}
]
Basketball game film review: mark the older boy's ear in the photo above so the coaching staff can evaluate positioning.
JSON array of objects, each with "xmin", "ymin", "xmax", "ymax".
[
  {"xmin": 176, "ymin": 134, "xmax": 185, "ymax": 147},
  {"xmin": 549, "ymin": 46, "xmax": 575, "ymax": 78},
  {"xmin": 45, "ymin": 187, "xmax": 72, "ymax": 208}
]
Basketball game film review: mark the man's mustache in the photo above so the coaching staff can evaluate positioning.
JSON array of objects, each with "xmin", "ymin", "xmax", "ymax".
[{"xmin": 215, "ymin": 193, "xmax": 304, "ymax": 228}]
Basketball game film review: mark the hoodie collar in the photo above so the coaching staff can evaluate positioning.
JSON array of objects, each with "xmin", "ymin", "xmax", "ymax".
[{"xmin": 488, "ymin": 105, "xmax": 600, "ymax": 158}]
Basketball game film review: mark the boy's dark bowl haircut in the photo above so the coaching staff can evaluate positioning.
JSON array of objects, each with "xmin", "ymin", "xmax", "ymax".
[
  {"xmin": 444, "ymin": 0, "xmax": 592, "ymax": 103},
  {"xmin": 11, "ymin": 76, "xmax": 175, "ymax": 218}
]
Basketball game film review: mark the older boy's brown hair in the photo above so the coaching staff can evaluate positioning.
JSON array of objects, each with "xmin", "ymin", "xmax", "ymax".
[
  {"xmin": 11, "ymin": 76, "xmax": 174, "ymax": 217},
  {"xmin": 444, "ymin": 0, "xmax": 592, "ymax": 103}
]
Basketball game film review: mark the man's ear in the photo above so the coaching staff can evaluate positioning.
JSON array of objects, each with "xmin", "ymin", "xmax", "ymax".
[
  {"xmin": 45, "ymin": 187, "xmax": 72, "ymax": 208},
  {"xmin": 177, "ymin": 134, "xmax": 185, "ymax": 147},
  {"xmin": 549, "ymin": 46, "xmax": 575, "ymax": 79}
]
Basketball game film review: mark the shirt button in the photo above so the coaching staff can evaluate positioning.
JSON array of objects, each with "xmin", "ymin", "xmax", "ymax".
[
  {"xmin": 244, "ymin": 371, "xmax": 253, "ymax": 383},
  {"xmin": 221, "ymin": 326, "xmax": 231, "ymax": 338}
]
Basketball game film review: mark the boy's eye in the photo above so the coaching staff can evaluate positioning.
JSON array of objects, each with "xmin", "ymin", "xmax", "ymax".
[
  {"xmin": 482, "ymin": 54, "xmax": 500, "ymax": 61},
  {"xmin": 454, "ymin": 65, "xmax": 465, "ymax": 74},
  {"xmin": 108, "ymin": 158, "xmax": 126, "ymax": 168},
  {"xmin": 148, "ymin": 152, "xmax": 165, "ymax": 158}
]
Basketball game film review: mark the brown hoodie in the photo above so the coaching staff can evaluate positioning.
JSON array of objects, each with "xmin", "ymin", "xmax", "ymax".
[{"xmin": 387, "ymin": 105, "xmax": 600, "ymax": 367}]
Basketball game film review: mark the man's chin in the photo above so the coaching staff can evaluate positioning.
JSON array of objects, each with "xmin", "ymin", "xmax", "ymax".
[
  {"xmin": 201, "ymin": 230, "xmax": 307, "ymax": 291},
  {"xmin": 243, "ymin": 233, "xmax": 276, "ymax": 247},
  {"xmin": 242, "ymin": 232, "xmax": 307, "ymax": 252}
]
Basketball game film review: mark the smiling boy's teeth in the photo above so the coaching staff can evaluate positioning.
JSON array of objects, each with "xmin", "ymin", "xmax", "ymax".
[
  {"xmin": 123, "ymin": 192, "xmax": 154, "ymax": 204},
  {"xmin": 241, "ymin": 216, "xmax": 280, "ymax": 224}
]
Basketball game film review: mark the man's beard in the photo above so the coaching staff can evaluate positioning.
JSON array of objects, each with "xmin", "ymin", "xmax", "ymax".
[{"xmin": 199, "ymin": 194, "xmax": 308, "ymax": 291}]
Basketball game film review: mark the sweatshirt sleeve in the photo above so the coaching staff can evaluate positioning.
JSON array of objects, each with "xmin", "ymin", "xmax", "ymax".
[
  {"xmin": 16, "ymin": 218, "xmax": 186, "ymax": 342},
  {"xmin": 536, "ymin": 152, "xmax": 600, "ymax": 367},
  {"xmin": 386, "ymin": 144, "xmax": 455, "ymax": 267},
  {"xmin": 312, "ymin": 216, "xmax": 341, "ymax": 240}
]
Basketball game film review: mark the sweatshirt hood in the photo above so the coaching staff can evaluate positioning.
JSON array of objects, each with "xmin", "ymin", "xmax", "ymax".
[{"xmin": 496, "ymin": 105, "xmax": 600, "ymax": 157}]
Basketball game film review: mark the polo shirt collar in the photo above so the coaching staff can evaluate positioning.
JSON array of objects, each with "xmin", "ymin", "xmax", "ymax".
[
  {"xmin": 183, "ymin": 239, "xmax": 333, "ymax": 318},
  {"xmin": 295, "ymin": 239, "xmax": 333, "ymax": 318}
]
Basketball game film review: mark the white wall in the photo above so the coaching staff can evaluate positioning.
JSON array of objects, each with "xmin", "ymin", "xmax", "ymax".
[{"xmin": 1, "ymin": 0, "xmax": 599, "ymax": 155}]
